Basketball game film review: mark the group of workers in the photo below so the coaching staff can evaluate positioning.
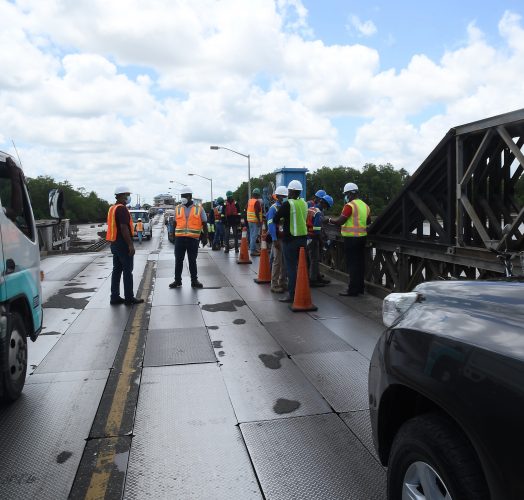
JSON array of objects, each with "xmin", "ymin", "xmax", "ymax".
[{"xmin": 106, "ymin": 181, "xmax": 370, "ymax": 306}]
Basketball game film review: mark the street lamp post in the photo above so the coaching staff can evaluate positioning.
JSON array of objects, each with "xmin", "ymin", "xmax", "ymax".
[
  {"xmin": 188, "ymin": 173, "xmax": 213, "ymax": 206},
  {"xmin": 210, "ymin": 146, "xmax": 251, "ymax": 199}
]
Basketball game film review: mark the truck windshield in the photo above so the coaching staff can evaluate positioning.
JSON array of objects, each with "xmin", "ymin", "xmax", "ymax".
[{"xmin": 130, "ymin": 212, "xmax": 149, "ymax": 223}]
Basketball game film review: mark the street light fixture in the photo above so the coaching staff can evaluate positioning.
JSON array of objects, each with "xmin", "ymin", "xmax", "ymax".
[
  {"xmin": 188, "ymin": 173, "xmax": 213, "ymax": 205},
  {"xmin": 210, "ymin": 146, "xmax": 251, "ymax": 199}
]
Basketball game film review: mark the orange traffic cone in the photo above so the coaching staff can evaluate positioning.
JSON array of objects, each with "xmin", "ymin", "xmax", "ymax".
[
  {"xmin": 254, "ymin": 232, "xmax": 271, "ymax": 284},
  {"xmin": 290, "ymin": 247, "xmax": 317, "ymax": 312},
  {"xmin": 237, "ymin": 227, "xmax": 252, "ymax": 264}
]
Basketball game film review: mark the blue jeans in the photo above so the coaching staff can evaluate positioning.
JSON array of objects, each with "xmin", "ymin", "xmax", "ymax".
[
  {"xmin": 282, "ymin": 237, "xmax": 306, "ymax": 299},
  {"xmin": 111, "ymin": 240, "xmax": 134, "ymax": 300},
  {"xmin": 214, "ymin": 221, "xmax": 225, "ymax": 247},
  {"xmin": 137, "ymin": 231, "xmax": 143, "ymax": 243},
  {"xmin": 248, "ymin": 222, "xmax": 260, "ymax": 252},
  {"xmin": 175, "ymin": 237, "xmax": 199, "ymax": 282}
]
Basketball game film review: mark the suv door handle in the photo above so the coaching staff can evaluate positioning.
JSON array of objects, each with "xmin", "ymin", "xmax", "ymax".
[{"xmin": 6, "ymin": 259, "xmax": 15, "ymax": 274}]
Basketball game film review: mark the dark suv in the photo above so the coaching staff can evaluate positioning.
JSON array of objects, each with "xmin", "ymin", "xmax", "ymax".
[{"xmin": 369, "ymin": 279, "xmax": 524, "ymax": 500}]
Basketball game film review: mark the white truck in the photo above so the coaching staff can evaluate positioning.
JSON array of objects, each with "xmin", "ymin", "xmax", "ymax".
[
  {"xmin": 0, "ymin": 152, "xmax": 45, "ymax": 402},
  {"xmin": 129, "ymin": 209, "xmax": 152, "ymax": 240}
]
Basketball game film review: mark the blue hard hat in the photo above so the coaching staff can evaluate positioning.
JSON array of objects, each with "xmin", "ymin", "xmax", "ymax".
[
  {"xmin": 322, "ymin": 194, "xmax": 333, "ymax": 208},
  {"xmin": 315, "ymin": 189, "xmax": 327, "ymax": 198}
]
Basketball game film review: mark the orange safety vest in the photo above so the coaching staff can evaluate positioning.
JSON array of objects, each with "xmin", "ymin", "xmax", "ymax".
[
  {"xmin": 136, "ymin": 221, "xmax": 144, "ymax": 232},
  {"xmin": 214, "ymin": 206, "xmax": 221, "ymax": 220},
  {"xmin": 175, "ymin": 204, "xmax": 203, "ymax": 238},
  {"xmin": 341, "ymin": 199, "xmax": 370, "ymax": 237},
  {"xmin": 306, "ymin": 206, "xmax": 321, "ymax": 237},
  {"xmin": 106, "ymin": 204, "xmax": 134, "ymax": 242},
  {"xmin": 247, "ymin": 198, "xmax": 261, "ymax": 223}
]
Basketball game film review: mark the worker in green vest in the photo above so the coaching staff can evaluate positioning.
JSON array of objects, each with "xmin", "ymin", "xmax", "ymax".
[
  {"xmin": 273, "ymin": 179, "xmax": 308, "ymax": 303},
  {"xmin": 328, "ymin": 182, "xmax": 371, "ymax": 296}
]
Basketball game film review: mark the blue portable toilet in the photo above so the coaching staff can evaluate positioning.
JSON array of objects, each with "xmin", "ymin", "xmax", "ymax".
[{"xmin": 274, "ymin": 167, "xmax": 308, "ymax": 199}]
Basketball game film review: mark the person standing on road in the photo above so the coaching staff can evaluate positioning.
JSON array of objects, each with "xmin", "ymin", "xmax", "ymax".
[
  {"xmin": 307, "ymin": 194, "xmax": 332, "ymax": 287},
  {"xmin": 207, "ymin": 205, "xmax": 216, "ymax": 248},
  {"xmin": 328, "ymin": 183, "xmax": 370, "ymax": 296},
  {"xmin": 246, "ymin": 187, "xmax": 263, "ymax": 257},
  {"xmin": 267, "ymin": 185, "xmax": 288, "ymax": 293},
  {"xmin": 274, "ymin": 180, "xmax": 308, "ymax": 303},
  {"xmin": 213, "ymin": 197, "xmax": 225, "ymax": 250},
  {"xmin": 224, "ymin": 191, "xmax": 241, "ymax": 253},
  {"xmin": 170, "ymin": 187, "xmax": 207, "ymax": 289},
  {"xmin": 135, "ymin": 218, "xmax": 144, "ymax": 245},
  {"xmin": 106, "ymin": 186, "xmax": 144, "ymax": 306},
  {"xmin": 307, "ymin": 189, "xmax": 326, "ymax": 208}
]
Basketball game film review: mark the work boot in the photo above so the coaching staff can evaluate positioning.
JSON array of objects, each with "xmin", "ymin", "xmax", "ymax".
[
  {"xmin": 124, "ymin": 297, "xmax": 145, "ymax": 305},
  {"xmin": 318, "ymin": 277, "xmax": 331, "ymax": 284},
  {"xmin": 309, "ymin": 280, "xmax": 326, "ymax": 288},
  {"xmin": 169, "ymin": 280, "xmax": 182, "ymax": 288},
  {"xmin": 251, "ymin": 250, "xmax": 261, "ymax": 257},
  {"xmin": 235, "ymin": 247, "xmax": 239, "ymax": 253},
  {"xmin": 224, "ymin": 249, "xmax": 230, "ymax": 253},
  {"xmin": 110, "ymin": 297, "xmax": 125, "ymax": 305},
  {"xmin": 191, "ymin": 280, "xmax": 204, "ymax": 288},
  {"xmin": 278, "ymin": 295, "xmax": 293, "ymax": 303},
  {"xmin": 270, "ymin": 286, "xmax": 284, "ymax": 294}
]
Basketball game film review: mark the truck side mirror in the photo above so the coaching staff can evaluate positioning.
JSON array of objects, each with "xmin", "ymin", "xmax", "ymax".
[{"xmin": 49, "ymin": 189, "xmax": 65, "ymax": 219}]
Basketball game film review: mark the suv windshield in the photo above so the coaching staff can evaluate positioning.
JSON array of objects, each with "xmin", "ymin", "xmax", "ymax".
[{"xmin": 130, "ymin": 212, "xmax": 149, "ymax": 223}]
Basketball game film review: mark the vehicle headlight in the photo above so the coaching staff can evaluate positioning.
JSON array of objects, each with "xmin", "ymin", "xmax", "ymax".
[{"xmin": 382, "ymin": 292, "xmax": 420, "ymax": 327}]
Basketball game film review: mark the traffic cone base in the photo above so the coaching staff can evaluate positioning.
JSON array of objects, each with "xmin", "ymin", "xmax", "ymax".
[
  {"xmin": 290, "ymin": 247, "xmax": 317, "ymax": 312},
  {"xmin": 254, "ymin": 233, "xmax": 271, "ymax": 284},
  {"xmin": 237, "ymin": 227, "xmax": 252, "ymax": 264}
]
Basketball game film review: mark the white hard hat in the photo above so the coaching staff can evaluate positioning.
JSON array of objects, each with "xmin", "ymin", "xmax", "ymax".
[
  {"xmin": 288, "ymin": 179, "xmax": 302, "ymax": 191},
  {"xmin": 114, "ymin": 185, "xmax": 132, "ymax": 195},
  {"xmin": 275, "ymin": 185, "xmax": 288, "ymax": 196},
  {"xmin": 343, "ymin": 182, "xmax": 358, "ymax": 193},
  {"xmin": 180, "ymin": 185, "xmax": 193, "ymax": 195},
  {"xmin": 137, "ymin": 218, "xmax": 142, "ymax": 221}
]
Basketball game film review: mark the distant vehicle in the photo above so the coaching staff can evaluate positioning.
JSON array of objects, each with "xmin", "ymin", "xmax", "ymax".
[
  {"xmin": 0, "ymin": 152, "xmax": 53, "ymax": 402},
  {"xmin": 369, "ymin": 279, "xmax": 524, "ymax": 500},
  {"xmin": 129, "ymin": 210, "xmax": 152, "ymax": 240}
]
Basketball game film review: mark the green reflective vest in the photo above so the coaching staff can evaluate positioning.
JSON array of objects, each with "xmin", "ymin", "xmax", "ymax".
[
  {"xmin": 341, "ymin": 199, "xmax": 370, "ymax": 237},
  {"xmin": 288, "ymin": 199, "xmax": 308, "ymax": 237}
]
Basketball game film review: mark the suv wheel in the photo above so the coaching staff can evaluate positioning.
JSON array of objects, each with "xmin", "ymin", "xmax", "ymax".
[
  {"xmin": 387, "ymin": 413, "xmax": 489, "ymax": 500},
  {"xmin": 1, "ymin": 313, "xmax": 27, "ymax": 403}
]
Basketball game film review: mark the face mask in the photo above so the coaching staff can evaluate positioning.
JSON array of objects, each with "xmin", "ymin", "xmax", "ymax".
[
  {"xmin": 283, "ymin": 197, "xmax": 288, "ymax": 203},
  {"xmin": 126, "ymin": 196, "xmax": 132, "ymax": 205},
  {"xmin": 344, "ymin": 194, "xmax": 350, "ymax": 203},
  {"xmin": 180, "ymin": 197, "xmax": 188, "ymax": 205}
]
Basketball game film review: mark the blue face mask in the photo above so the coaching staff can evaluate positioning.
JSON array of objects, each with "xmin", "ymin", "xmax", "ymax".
[
  {"xmin": 126, "ymin": 195, "xmax": 132, "ymax": 205},
  {"xmin": 344, "ymin": 194, "xmax": 350, "ymax": 203},
  {"xmin": 283, "ymin": 197, "xmax": 288, "ymax": 203}
]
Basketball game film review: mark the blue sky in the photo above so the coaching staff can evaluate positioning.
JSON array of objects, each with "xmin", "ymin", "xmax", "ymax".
[{"xmin": 1, "ymin": 0, "xmax": 524, "ymax": 203}]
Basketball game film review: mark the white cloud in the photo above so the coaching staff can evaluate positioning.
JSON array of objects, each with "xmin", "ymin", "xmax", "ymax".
[
  {"xmin": 1, "ymin": 2, "xmax": 524, "ymax": 204},
  {"xmin": 347, "ymin": 15, "xmax": 377, "ymax": 38}
]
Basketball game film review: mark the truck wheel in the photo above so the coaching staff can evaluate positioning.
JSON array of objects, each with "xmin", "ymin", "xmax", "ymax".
[
  {"xmin": 387, "ymin": 413, "xmax": 489, "ymax": 500},
  {"xmin": 1, "ymin": 313, "xmax": 28, "ymax": 403}
]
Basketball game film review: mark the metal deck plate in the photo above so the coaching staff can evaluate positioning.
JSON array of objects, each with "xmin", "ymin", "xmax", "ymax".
[
  {"xmin": 292, "ymin": 351, "xmax": 370, "ymax": 411},
  {"xmin": 208, "ymin": 324, "xmax": 331, "ymax": 422},
  {"xmin": 200, "ymin": 299, "xmax": 260, "ymax": 327},
  {"xmin": 144, "ymin": 327, "xmax": 216, "ymax": 366},
  {"xmin": 124, "ymin": 364, "xmax": 262, "ymax": 500},
  {"xmin": 35, "ymin": 328, "xmax": 124, "ymax": 373},
  {"xmin": 234, "ymin": 285, "xmax": 280, "ymax": 302},
  {"xmin": 307, "ymin": 291, "xmax": 359, "ymax": 319},
  {"xmin": 44, "ymin": 261, "xmax": 93, "ymax": 281},
  {"xmin": 245, "ymin": 299, "xmax": 298, "ymax": 323},
  {"xmin": 148, "ymin": 304, "xmax": 205, "ymax": 330},
  {"xmin": 151, "ymin": 278, "xmax": 200, "ymax": 306},
  {"xmin": 341, "ymin": 410, "xmax": 380, "ymax": 462},
  {"xmin": 41, "ymin": 307, "xmax": 82, "ymax": 334},
  {"xmin": 265, "ymin": 316, "xmax": 355, "ymax": 355},
  {"xmin": 28, "ymin": 334, "xmax": 61, "ymax": 374},
  {"xmin": 0, "ymin": 370, "xmax": 108, "ymax": 500},
  {"xmin": 241, "ymin": 413, "xmax": 386, "ymax": 500},
  {"xmin": 320, "ymin": 316, "xmax": 383, "ymax": 360},
  {"xmin": 67, "ymin": 307, "xmax": 131, "ymax": 334}
]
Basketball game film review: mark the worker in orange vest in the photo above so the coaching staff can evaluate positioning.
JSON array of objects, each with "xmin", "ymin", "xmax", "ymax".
[
  {"xmin": 106, "ymin": 186, "xmax": 144, "ymax": 306},
  {"xmin": 169, "ymin": 186, "xmax": 208, "ymax": 289},
  {"xmin": 135, "ymin": 218, "xmax": 144, "ymax": 244},
  {"xmin": 246, "ymin": 187, "xmax": 262, "ymax": 256}
]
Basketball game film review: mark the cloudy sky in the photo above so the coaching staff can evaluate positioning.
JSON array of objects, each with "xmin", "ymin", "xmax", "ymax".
[{"xmin": 1, "ymin": 0, "xmax": 524, "ymax": 205}]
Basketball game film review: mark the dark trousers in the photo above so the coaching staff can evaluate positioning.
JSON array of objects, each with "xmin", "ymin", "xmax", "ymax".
[
  {"xmin": 282, "ymin": 236, "xmax": 307, "ymax": 299},
  {"xmin": 175, "ymin": 237, "xmax": 199, "ymax": 282},
  {"xmin": 225, "ymin": 223, "xmax": 239, "ymax": 251},
  {"xmin": 307, "ymin": 237, "xmax": 321, "ymax": 281},
  {"xmin": 111, "ymin": 240, "xmax": 134, "ymax": 300},
  {"xmin": 343, "ymin": 236, "xmax": 367, "ymax": 293}
]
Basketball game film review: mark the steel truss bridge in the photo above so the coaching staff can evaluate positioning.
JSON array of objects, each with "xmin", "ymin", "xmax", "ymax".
[{"xmin": 324, "ymin": 109, "xmax": 524, "ymax": 296}]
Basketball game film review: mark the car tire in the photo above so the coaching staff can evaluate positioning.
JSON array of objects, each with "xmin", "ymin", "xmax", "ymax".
[
  {"xmin": 387, "ymin": 413, "xmax": 489, "ymax": 500},
  {"xmin": 1, "ymin": 313, "xmax": 28, "ymax": 403}
]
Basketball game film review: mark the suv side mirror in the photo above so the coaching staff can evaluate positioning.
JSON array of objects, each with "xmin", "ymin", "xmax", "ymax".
[{"xmin": 49, "ymin": 189, "xmax": 65, "ymax": 219}]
